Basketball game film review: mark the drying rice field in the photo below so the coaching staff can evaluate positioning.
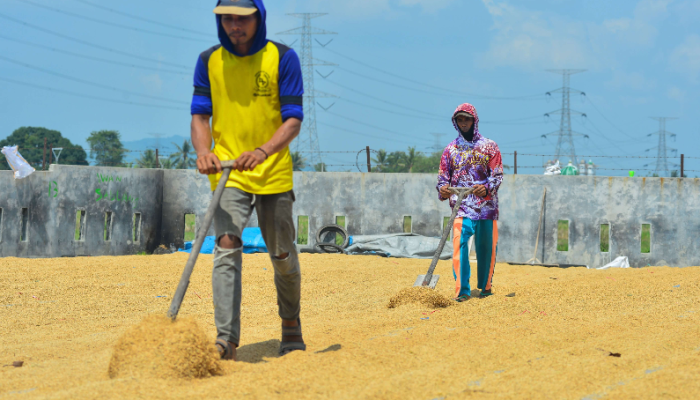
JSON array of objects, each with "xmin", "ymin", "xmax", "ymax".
[{"xmin": 2, "ymin": 253, "xmax": 700, "ymax": 399}]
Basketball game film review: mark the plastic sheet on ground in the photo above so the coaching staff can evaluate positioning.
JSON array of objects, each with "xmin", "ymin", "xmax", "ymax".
[
  {"xmin": 588, "ymin": 256, "xmax": 630, "ymax": 269},
  {"xmin": 178, "ymin": 227, "xmax": 267, "ymax": 254},
  {"xmin": 345, "ymin": 233, "xmax": 453, "ymax": 259}
]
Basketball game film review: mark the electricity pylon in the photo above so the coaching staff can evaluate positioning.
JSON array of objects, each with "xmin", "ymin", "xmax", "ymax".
[
  {"xmin": 645, "ymin": 117, "xmax": 678, "ymax": 176},
  {"xmin": 278, "ymin": 14, "xmax": 337, "ymax": 168},
  {"xmin": 543, "ymin": 69, "xmax": 588, "ymax": 166}
]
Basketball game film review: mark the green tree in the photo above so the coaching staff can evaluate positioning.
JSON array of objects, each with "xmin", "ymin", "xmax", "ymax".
[
  {"xmin": 86, "ymin": 130, "xmax": 127, "ymax": 167},
  {"xmin": 0, "ymin": 126, "xmax": 88, "ymax": 170},
  {"xmin": 372, "ymin": 149, "xmax": 388, "ymax": 172},
  {"xmin": 135, "ymin": 149, "xmax": 158, "ymax": 168},
  {"xmin": 169, "ymin": 140, "xmax": 196, "ymax": 169},
  {"xmin": 412, "ymin": 151, "xmax": 442, "ymax": 173},
  {"xmin": 159, "ymin": 157, "xmax": 174, "ymax": 169},
  {"xmin": 405, "ymin": 146, "xmax": 419, "ymax": 173},
  {"xmin": 314, "ymin": 162, "xmax": 326, "ymax": 172},
  {"xmin": 291, "ymin": 151, "xmax": 306, "ymax": 171}
]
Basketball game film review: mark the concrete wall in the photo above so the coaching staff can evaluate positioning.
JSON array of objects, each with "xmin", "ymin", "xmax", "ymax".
[
  {"xmin": 2, "ymin": 166, "xmax": 699, "ymax": 267},
  {"xmin": 0, "ymin": 165, "xmax": 162, "ymax": 258}
]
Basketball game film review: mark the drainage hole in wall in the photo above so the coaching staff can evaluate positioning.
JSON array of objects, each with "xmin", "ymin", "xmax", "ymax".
[
  {"xmin": 641, "ymin": 224, "xmax": 651, "ymax": 254},
  {"xmin": 297, "ymin": 216, "xmax": 309, "ymax": 245},
  {"xmin": 132, "ymin": 213, "xmax": 142, "ymax": 243},
  {"xmin": 184, "ymin": 214, "xmax": 195, "ymax": 242},
  {"xmin": 20, "ymin": 208, "xmax": 29, "ymax": 242},
  {"xmin": 335, "ymin": 216, "xmax": 346, "ymax": 246},
  {"xmin": 74, "ymin": 210, "xmax": 86, "ymax": 241},
  {"xmin": 557, "ymin": 220, "xmax": 569, "ymax": 252},
  {"xmin": 104, "ymin": 211, "xmax": 113, "ymax": 241},
  {"xmin": 600, "ymin": 224, "xmax": 610, "ymax": 253}
]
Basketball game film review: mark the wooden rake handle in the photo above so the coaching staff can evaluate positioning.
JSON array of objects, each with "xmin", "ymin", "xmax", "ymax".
[{"xmin": 167, "ymin": 159, "xmax": 235, "ymax": 320}]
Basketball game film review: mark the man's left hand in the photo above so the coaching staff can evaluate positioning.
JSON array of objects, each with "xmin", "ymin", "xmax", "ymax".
[
  {"xmin": 473, "ymin": 184, "xmax": 488, "ymax": 198},
  {"xmin": 234, "ymin": 149, "xmax": 267, "ymax": 172}
]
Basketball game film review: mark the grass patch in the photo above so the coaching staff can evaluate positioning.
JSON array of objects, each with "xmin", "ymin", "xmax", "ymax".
[
  {"xmin": 600, "ymin": 224, "xmax": 610, "ymax": 253},
  {"xmin": 297, "ymin": 216, "xmax": 309, "ymax": 245},
  {"xmin": 184, "ymin": 214, "xmax": 195, "ymax": 242},
  {"xmin": 335, "ymin": 216, "xmax": 346, "ymax": 246},
  {"xmin": 641, "ymin": 224, "xmax": 651, "ymax": 253},
  {"xmin": 557, "ymin": 220, "xmax": 569, "ymax": 252}
]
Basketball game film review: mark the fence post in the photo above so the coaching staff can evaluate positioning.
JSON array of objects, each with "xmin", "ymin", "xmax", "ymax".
[
  {"xmin": 43, "ymin": 138, "xmax": 47, "ymax": 171},
  {"xmin": 155, "ymin": 148, "xmax": 160, "ymax": 169},
  {"xmin": 366, "ymin": 146, "xmax": 372, "ymax": 173},
  {"xmin": 514, "ymin": 151, "xmax": 518, "ymax": 175},
  {"xmin": 681, "ymin": 154, "xmax": 684, "ymax": 178}
]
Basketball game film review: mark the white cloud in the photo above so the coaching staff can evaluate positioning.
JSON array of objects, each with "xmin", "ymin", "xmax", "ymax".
[
  {"xmin": 667, "ymin": 86, "xmax": 685, "ymax": 101},
  {"xmin": 669, "ymin": 34, "xmax": 700, "ymax": 82},
  {"xmin": 479, "ymin": 0, "xmax": 667, "ymax": 70},
  {"xmin": 140, "ymin": 74, "xmax": 163, "ymax": 94},
  {"xmin": 302, "ymin": 0, "xmax": 455, "ymax": 19},
  {"xmin": 605, "ymin": 71, "xmax": 656, "ymax": 91}
]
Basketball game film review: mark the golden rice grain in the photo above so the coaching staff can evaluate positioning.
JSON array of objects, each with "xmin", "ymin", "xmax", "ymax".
[
  {"xmin": 387, "ymin": 286, "xmax": 453, "ymax": 308},
  {"xmin": 108, "ymin": 315, "xmax": 221, "ymax": 380}
]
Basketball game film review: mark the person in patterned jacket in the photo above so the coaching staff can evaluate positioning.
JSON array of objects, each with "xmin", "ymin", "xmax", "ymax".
[{"xmin": 437, "ymin": 103, "xmax": 503, "ymax": 301}]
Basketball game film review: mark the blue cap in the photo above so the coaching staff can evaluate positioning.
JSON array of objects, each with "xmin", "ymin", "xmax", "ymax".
[{"xmin": 213, "ymin": 0, "xmax": 258, "ymax": 15}]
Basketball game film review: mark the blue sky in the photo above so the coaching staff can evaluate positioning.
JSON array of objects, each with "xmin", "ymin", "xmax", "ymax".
[{"xmin": 1, "ymin": 0, "xmax": 698, "ymax": 175}]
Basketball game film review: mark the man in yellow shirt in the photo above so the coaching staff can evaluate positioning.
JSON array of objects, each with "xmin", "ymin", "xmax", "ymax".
[{"xmin": 191, "ymin": 0, "xmax": 305, "ymax": 361}]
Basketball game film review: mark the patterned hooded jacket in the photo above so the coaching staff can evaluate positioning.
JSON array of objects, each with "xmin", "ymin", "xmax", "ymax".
[{"xmin": 436, "ymin": 103, "xmax": 503, "ymax": 220}]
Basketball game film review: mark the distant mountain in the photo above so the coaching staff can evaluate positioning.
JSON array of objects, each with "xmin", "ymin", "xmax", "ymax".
[{"xmin": 121, "ymin": 135, "xmax": 189, "ymax": 164}]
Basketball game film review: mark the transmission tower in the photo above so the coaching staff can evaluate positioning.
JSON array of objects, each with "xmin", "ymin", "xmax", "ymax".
[
  {"xmin": 645, "ymin": 117, "xmax": 678, "ymax": 176},
  {"xmin": 278, "ymin": 14, "xmax": 337, "ymax": 169},
  {"xmin": 542, "ymin": 69, "xmax": 588, "ymax": 166},
  {"xmin": 429, "ymin": 133, "xmax": 446, "ymax": 153}
]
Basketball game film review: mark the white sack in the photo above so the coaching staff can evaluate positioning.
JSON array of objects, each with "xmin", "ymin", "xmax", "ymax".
[{"xmin": 589, "ymin": 256, "xmax": 630, "ymax": 270}]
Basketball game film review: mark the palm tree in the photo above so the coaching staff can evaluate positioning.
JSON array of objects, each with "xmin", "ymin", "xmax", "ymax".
[
  {"xmin": 159, "ymin": 157, "xmax": 174, "ymax": 169},
  {"xmin": 405, "ymin": 146, "xmax": 419, "ymax": 173},
  {"xmin": 291, "ymin": 151, "xmax": 306, "ymax": 171},
  {"xmin": 169, "ymin": 140, "xmax": 196, "ymax": 169},
  {"xmin": 135, "ymin": 149, "xmax": 157, "ymax": 168},
  {"xmin": 372, "ymin": 149, "xmax": 388, "ymax": 172}
]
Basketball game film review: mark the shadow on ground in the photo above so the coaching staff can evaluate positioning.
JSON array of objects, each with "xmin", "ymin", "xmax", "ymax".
[{"xmin": 236, "ymin": 339, "xmax": 281, "ymax": 363}]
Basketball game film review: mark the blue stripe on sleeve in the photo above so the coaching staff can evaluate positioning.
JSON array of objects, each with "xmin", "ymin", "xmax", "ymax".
[
  {"xmin": 279, "ymin": 48, "xmax": 304, "ymax": 121},
  {"xmin": 281, "ymin": 104, "xmax": 303, "ymax": 122},
  {"xmin": 191, "ymin": 95, "xmax": 213, "ymax": 115},
  {"xmin": 191, "ymin": 55, "xmax": 212, "ymax": 115}
]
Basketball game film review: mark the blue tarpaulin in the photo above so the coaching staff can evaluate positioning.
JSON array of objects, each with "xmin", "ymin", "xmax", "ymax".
[{"xmin": 178, "ymin": 227, "xmax": 268, "ymax": 254}]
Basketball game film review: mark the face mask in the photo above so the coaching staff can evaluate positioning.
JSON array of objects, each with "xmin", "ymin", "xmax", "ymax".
[{"xmin": 460, "ymin": 125, "xmax": 475, "ymax": 141}]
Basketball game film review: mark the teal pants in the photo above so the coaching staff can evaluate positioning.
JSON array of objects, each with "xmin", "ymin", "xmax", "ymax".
[{"xmin": 451, "ymin": 218, "xmax": 498, "ymax": 298}]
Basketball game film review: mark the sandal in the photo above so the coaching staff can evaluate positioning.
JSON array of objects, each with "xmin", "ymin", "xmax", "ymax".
[
  {"xmin": 479, "ymin": 290, "xmax": 493, "ymax": 298},
  {"xmin": 455, "ymin": 295, "xmax": 470, "ymax": 302},
  {"xmin": 279, "ymin": 318, "xmax": 306, "ymax": 356},
  {"xmin": 215, "ymin": 339, "xmax": 234, "ymax": 360}
]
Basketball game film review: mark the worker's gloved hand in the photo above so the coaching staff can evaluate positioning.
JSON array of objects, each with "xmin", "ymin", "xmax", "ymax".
[
  {"xmin": 234, "ymin": 150, "xmax": 267, "ymax": 172},
  {"xmin": 439, "ymin": 185, "xmax": 452, "ymax": 200},
  {"xmin": 197, "ymin": 152, "xmax": 222, "ymax": 175},
  {"xmin": 473, "ymin": 184, "xmax": 488, "ymax": 198}
]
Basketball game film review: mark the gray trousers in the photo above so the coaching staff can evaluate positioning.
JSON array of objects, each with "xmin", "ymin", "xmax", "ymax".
[{"xmin": 212, "ymin": 187, "xmax": 301, "ymax": 346}]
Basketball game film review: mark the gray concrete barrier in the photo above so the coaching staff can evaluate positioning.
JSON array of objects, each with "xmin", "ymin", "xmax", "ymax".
[{"xmin": 2, "ymin": 166, "xmax": 698, "ymax": 267}]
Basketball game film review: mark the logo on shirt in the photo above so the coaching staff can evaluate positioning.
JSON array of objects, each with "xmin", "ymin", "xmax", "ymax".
[{"xmin": 254, "ymin": 71, "xmax": 272, "ymax": 97}]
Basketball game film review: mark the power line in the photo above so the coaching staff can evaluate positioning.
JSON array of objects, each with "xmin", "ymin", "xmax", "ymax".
[
  {"xmin": 336, "ymin": 98, "xmax": 443, "ymax": 121},
  {"xmin": 16, "ymin": 0, "xmax": 210, "ymax": 44},
  {"xmin": 0, "ymin": 34, "xmax": 189, "ymax": 76},
  {"xmin": 323, "ymin": 77, "xmax": 445, "ymax": 118},
  {"xmin": 72, "ymin": 0, "xmax": 212, "ymax": 37},
  {"xmin": 0, "ymin": 55, "xmax": 187, "ymax": 106},
  {"xmin": 584, "ymin": 97, "xmax": 643, "ymax": 141},
  {"xmin": 323, "ymin": 110, "xmax": 433, "ymax": 145},
  {"xmin": 322, "ymin": 47, "xmax": 545, "ymax": 100},
  {"xmin": 0, "ymin": 77, "xmax": 186, "ymax": 110},
  {"xmin": 0, "ymin": 13, "xmax": 191, "ymax": 70}
]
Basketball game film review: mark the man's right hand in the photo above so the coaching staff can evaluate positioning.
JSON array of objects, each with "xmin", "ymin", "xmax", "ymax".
[
  {"xmin": 196, "ymin": 152, "xmax": 222, "ymax": 175},
  {"xmin": 439, "ymin": 185, "xmax": 452, "ymax": 200}
]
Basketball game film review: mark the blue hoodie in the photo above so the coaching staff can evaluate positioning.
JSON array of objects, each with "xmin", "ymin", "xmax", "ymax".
[{"xmin": 191, "ymin": 0, "xmax": 304, "ymax": 121}]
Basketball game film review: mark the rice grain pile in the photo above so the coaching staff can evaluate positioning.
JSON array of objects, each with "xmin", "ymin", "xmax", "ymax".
[
  {"xmin": 107, "ymin": 315, "xmax": 221, "ymax": 379},
  {"xmin": 387, "ymin": 286, "xmax": 453, "ymax": 308},
  {"xmin": 2, "ymin": 253, "xmax": 700, "ymax": 399}
]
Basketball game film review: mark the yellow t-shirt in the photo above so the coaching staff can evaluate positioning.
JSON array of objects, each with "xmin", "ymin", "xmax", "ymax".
[{"xmin": 201, "ymin": 42, "xmax": 295, "ymax": 194}]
